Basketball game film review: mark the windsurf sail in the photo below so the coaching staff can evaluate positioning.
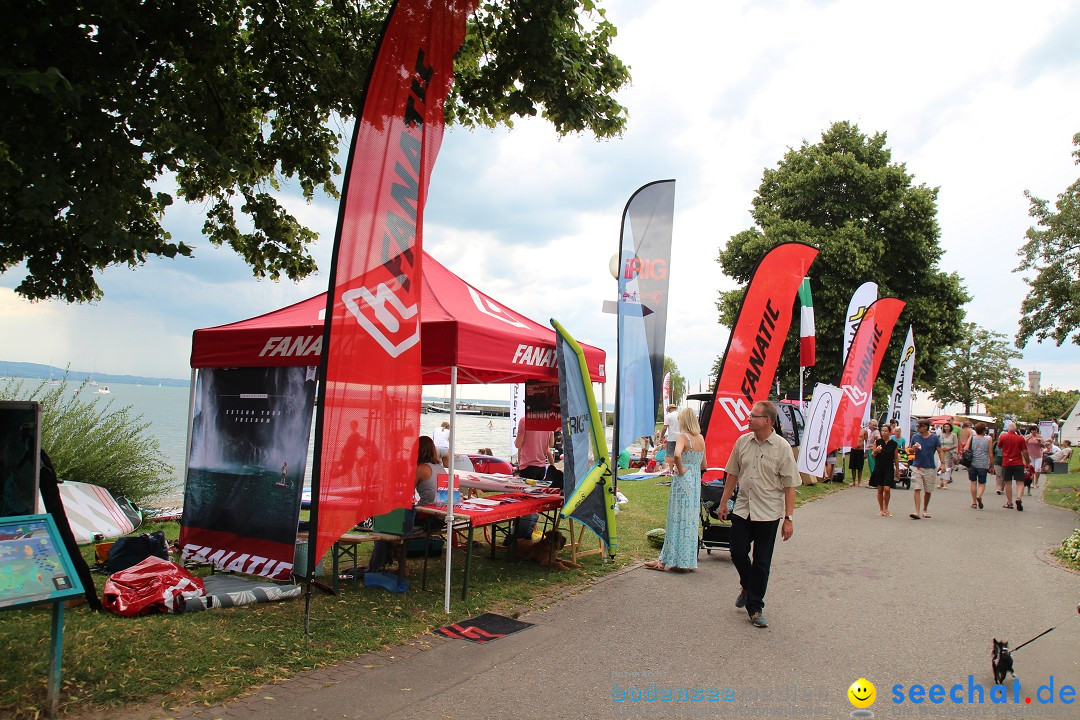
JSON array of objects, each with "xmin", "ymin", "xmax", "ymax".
[
  {"xmin": 552, "ymin": 319, "xmax": 617, "ymax": 556},
  {"xmin": 308, "ymin": 0, "xmax": 474, "ymax": 570},
  {"xmin": 615, "ymin": 180, "xmax": 675, "ymax": 459},
  {"xmin": 704, "ymin": 243, "xmax": 818, "ymax": 469},
  {"xmin": 828, "ymin": 298, "xmax": 906, "ymax": 453}
]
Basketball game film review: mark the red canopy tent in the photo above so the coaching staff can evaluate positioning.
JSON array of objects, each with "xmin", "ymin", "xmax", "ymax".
[
  {"xmin": 190, "ymin": 251, "xmax": 606, "ymax": 383},
  {"xmin": 186, "ymin": 252, "xmax": 608, "ymax": 604}
]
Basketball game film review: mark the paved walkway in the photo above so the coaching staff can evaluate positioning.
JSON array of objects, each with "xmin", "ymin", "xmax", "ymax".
[{"xmin": 133, "ymin": 482, "xmax": 1079, "ymax": 719}]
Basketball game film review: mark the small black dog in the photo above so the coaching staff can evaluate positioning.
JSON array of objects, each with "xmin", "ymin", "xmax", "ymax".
[{"xmin": 992, "ymin": 638, "xmax": 1014, "ymax": 685}]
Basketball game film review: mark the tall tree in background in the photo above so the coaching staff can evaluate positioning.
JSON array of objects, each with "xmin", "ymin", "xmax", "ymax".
[
  {"xmin": 985, "ymin": 389, "xmax": 1030, "ymax": 424},
  {"xmin": 662, "ymin": 356, "xmax": 685, "ymax": 407},
  {"xmin": 716, "ymin": 122, "xmax": 968, "ymax": 401},
  {"xmin": 0, "ymin": 1, "xmax": 629, "ymax": 302},
  {"xmin": 931, "ymin": 323, "xmax": 1022, "ymax": 413},
  {"xmin": 1029, "ymin": 388, "xmax": 1079, "ymax": 423},
  {"xmin": 1015, "ymin": 132, "xmax": 1080, "ymax": 348}
]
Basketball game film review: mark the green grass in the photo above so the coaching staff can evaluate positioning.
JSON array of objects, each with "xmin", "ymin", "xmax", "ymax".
[
  {"xmin": 1, "ymin": 476, "xmax": 841, "ymax": 719},
  {"xmin": 1041, "ymin": 453, "xmax": 1080, "ymax": 516}
]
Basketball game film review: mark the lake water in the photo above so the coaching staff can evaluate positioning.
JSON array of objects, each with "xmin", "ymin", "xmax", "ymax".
[
  {"xmin": 31, "ymin": 383, "xmax": 521, "ymax": 505},
  {"xmin": 12, "ymin": 380, "xmax": 625, "ymax": 508}
]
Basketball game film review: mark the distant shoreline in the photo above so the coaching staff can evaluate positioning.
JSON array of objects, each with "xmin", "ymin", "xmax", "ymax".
[{"xmin": 0, "ymin": 361, "xmax": 189, "ymax": 388}]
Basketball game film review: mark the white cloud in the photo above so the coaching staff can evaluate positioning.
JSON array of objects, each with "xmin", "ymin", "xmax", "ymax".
[{"xmin": 2, "ymin": 0, "xmax": 1078, "ymax": 398}]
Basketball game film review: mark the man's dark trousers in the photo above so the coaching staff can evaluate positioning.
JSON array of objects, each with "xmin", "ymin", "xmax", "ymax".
[{"xmin": 729, "ymin": 514, "xmax": 780, "ymax": 616}]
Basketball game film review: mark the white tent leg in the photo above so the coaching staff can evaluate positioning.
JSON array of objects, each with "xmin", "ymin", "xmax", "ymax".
[
  {"xmin": 443, "ymin": 367, "xmax": 458, "ymax": 613},
  {"xmin": 184, "ymin": 369, "xmax": 196, "ymax": 479}
]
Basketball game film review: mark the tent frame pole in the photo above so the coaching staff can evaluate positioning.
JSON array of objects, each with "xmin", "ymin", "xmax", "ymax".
[{"xmin": 443, "ymin": 367, "xmax": 458, "ymax": 613}]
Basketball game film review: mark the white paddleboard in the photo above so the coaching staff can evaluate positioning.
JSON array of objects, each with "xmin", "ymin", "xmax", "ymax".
[{"xmin": 40, "ymin": 480, "xmax": 142, "ymax": 544}]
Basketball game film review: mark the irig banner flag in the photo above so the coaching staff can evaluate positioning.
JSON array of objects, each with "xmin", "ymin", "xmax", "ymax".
[
  {"xmin": 828, "ymin": 298, "xmax": 906, "ymax": 453},
  {"xmin": 797, "ymin": 383, "xmax": 842, "ymax": 477},
  {"xmin": 616, "ymin": 180, "xmax": 675, "ymax": 457},
  {"xmin": 552, "ymin": 319, "xmax": 617, "ymax": 555},
  {"xmin": 705, "ymin": 243, "xmax": 818, "ymax": 469},
  {"xmin": 310, "ymin": 0, "xmax": 475, "ymax": 566},
  {"xmin": 662, "ymin": 372, "xmax": 671, "ymax": 410},
  {"xmin": 888, "ymin": 326, "xmax": 916, "ymax": 437}
]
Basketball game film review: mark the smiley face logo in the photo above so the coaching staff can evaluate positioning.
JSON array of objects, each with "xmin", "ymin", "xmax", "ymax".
[{"xmin": 848, "ymin": 678, "xmax": 876, "ymax": 708}]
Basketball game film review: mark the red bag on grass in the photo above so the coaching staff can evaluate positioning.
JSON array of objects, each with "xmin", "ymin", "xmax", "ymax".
[{"xmin": 103, "ymin": 556, "xmax": 205, "ymax": 617}]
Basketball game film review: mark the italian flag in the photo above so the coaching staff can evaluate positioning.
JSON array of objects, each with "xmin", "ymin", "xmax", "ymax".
[{"xmin": 798, "ymin": 277, "xmax": 816, "ymax": 367}]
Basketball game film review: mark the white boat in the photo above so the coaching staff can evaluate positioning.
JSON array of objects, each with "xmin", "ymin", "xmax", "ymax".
[
  {"xmin": 96, "ymin": 385, "xmax": 111, "ymax": 394},
  {"xmin": 424, "ymin": 401, "xmax": 483, "ymax": 415}
]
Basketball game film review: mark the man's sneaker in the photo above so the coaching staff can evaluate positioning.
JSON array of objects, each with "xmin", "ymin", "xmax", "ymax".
[
  {"xmin": 735, "ymin": 588, "xmax": 747, "ymax": 609},
  {"xmin": 750, "ymin": 612, "xmax": 769, "ymax": 628},
  {"xmin": 1016, "ymin": 498, "xmax": 1023, "ymax": 512}
]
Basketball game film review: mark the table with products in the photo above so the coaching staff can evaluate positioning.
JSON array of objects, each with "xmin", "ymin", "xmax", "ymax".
[{"xmin": 415, "ymin": 491, "xmax": 565, "ymax": 598}]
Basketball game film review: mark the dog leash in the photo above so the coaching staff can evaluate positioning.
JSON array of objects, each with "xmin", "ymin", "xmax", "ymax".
[{"xmin": 1010, "ymin": 626, "xmax": 1055, "ymax": 654}]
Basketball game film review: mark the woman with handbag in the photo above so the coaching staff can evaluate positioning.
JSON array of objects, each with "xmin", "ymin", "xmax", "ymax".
[{"xmin": 967, "ymin": 423, "xmax": 993, "ymax": 509}]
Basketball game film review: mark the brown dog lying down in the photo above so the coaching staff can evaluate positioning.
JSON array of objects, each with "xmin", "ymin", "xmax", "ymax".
[{"xmin": 512, "ymin": 530, "xmax": 582, "ymax": 571}]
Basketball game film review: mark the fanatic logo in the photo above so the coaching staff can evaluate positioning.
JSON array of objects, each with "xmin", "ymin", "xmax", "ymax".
[
  {"xmin": 468, "ymin": 287, "xmax": 527, "ymax": 328},
  {"xmin": 718, "ymin": 396, "xmax": 752, "ymax": 431},
  {"xmin": 842, "ymin": 384, "xmax": 869, "ymax": 406},
  {"xmin": 342, "ymin": 283, "xmax": 419, "ymax": 358}
]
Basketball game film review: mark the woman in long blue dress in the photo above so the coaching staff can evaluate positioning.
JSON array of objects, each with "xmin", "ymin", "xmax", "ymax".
[{"xmin": 645, "ymin": 407, "xmax": 707, "ymax": 572}]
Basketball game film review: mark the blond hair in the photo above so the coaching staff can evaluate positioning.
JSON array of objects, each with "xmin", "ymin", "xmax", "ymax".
[{"xmin": 678, "ymin": 406, "xmax": 700, "ymax": 435}]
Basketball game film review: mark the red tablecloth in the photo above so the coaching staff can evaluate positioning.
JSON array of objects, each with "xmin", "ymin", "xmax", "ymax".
[{"xmin": 417, "ymin": 492, "xmax": 563, "ymax": 526}]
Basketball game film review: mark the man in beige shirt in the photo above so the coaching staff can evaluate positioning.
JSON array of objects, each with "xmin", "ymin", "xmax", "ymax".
[{"xmin": 719, "ymin": 401, "xmax": 800, "ymax": 629}]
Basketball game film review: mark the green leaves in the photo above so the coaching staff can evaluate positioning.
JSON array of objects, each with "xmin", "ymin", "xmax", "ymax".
[
  {"xmin": 1015, "ymin": 132, "xmax": 1080, "ymax": 348},
  {"xmin": 931, "ymin": 322, "xmax": 1022, "ymax": 413},
  {"xmin": 0, "ymin": 376, "xmax": 172, "ymax": 506},
  {"xmin": 1, "ymin": 0, "xmax": 629, "ymax": 302},
  {"xmin": 717, "ymin": 121, "xmax": 968, "ymax": 397}
]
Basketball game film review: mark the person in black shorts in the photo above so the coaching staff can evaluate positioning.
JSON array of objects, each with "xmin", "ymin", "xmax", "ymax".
[{"xmin": 850, "ymin": 424, "xmax": 868, "ymax": 486}]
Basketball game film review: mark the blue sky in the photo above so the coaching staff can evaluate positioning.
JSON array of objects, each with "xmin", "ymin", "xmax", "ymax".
[{"xmin": 3, "ymin": 0, "xmax": 1079, "ymax": 402}]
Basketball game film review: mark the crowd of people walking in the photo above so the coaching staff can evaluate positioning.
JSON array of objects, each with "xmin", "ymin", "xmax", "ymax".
[{"xmin": 859, "ymin": 417, "xmax": 1070, "ymax": 519}]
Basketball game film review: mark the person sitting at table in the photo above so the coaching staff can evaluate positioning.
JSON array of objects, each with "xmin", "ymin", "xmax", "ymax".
[{"xmin": 369, "ymin": 436, "xmax": 442, "ymax": 575}]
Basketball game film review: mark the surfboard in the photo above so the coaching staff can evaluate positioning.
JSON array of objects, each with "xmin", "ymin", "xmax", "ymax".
[{"xmin": 40, "ymin": 480, "xmax": 143, "ymax": 544}]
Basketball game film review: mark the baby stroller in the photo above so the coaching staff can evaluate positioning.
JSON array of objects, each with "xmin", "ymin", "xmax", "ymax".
[
  {"xmin": 897, "ymin": 459, "xmax": 912, "ymax": 489},
  {"xmin": 699, "ymin": 480, "xmax": 737, "ymax": 556}
]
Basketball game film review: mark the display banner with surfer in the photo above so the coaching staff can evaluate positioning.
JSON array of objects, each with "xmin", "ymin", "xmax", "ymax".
[
  {"xmin": 181, "ymin": 367, "xmax": 316, "ymax": 580},
  {"xmin": 827, "ymin": 298, "xmax": 906, "ymax": 453},
  {"xmin": 615, "ymin": 180, "xmax": 675, "ymax": 456},
  {"xmin": 704, "ymin": 243, "xmax": 818, "ymax": 469},
  {"xmin": 310, "ymin": 0, "xmax": 475, "ymax": 565},
  {"xmin": 553, "ymin": 319, "xmax": 617, "ymax": 555}
]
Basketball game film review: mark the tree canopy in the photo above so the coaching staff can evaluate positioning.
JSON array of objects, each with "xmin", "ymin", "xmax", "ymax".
[
  {"xmin": 1015, "ymin": 132, "xmax": 1080, "ymax": 348},
  {"xmin": 931, "ymin": 322, "xmax": 1022, "ymax": 413},
  {"xmin": 0, "ymin": 0, "xmax": 630, "ymax": 302},
  {"xmin": 985, "ymin": 387, "xmax": 1079, "ymax": 425},
  {"xmin": 716, "ymin": 121, "xmax": 968, "ymax": 401}
]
